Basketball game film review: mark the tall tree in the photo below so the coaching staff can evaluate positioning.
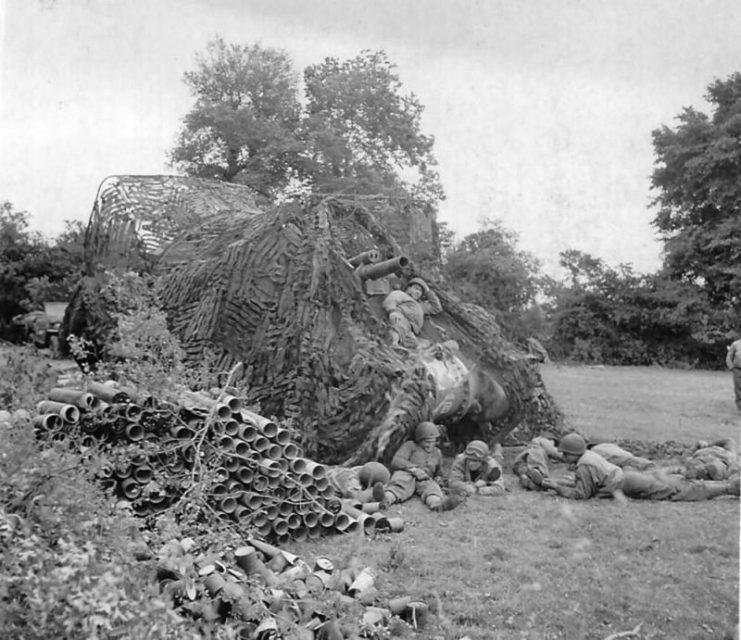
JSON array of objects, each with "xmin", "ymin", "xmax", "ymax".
[
  {"xmin": 651, "ymin": 72, "xmax": 741, "ymax": 313},
  {"xmin": 301, "ymin": 50, "xmax": 443, "ymax": 202},
  {"xmin": 443, "ymin": 219, "xmax": 542, "ymax": 339},
  {"xmin": 171, "ymin": 41, "xmax": 443, "ymax": 207},
  {"xmin": 170, "ymin": 37, "xmax": 303, "ymax": 197}
]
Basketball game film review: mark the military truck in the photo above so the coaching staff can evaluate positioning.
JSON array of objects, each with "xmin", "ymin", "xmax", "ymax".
[{"xmin": 13, "ymin": 301, "xmax": 67, "ymax": 354}]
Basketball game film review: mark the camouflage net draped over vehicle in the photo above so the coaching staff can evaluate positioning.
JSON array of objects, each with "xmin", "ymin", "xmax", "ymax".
[{"xmin": 65, "ymin": 176, "xmax": 561, "ymax": 464}]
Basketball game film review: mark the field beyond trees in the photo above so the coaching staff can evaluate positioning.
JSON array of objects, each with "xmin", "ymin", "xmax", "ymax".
[{"xmin": 1, "ymin": 355, "xmax": 738, "ymax": 639}]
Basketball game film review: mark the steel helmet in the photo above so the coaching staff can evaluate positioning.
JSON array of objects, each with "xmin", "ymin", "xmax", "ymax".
[
  {"xmin": 558, "ymin": 433, "xmax": 586, "ymax": 456},
  {"xmin": 464, "ymin": 440, "xmax": 489, "ymax": 461},
  {"xmin": 407, "ymin": 277, "xmax": 429, "ymax": 294},
  {"xmin": 358, "ymin": 461, "xmax": 391, "ymax": 488},
  {"xmin": 415, "ymin": 421, "xmax": 439, "ymax": 442}
]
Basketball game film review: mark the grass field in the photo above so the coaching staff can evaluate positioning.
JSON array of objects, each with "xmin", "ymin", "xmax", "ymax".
[
  {"xmin": 539, "ymin": 364, "xmax": 741, "ymax": 444},
  {"xmin": 289, "ymin": 364, "xmax": 740, "ymax": 640}
]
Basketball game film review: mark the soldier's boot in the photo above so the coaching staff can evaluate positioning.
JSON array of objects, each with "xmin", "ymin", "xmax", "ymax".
[
  {"xmin": 527, "ymin": 468, "xmax": 545, "ymax": 487},
  {"xmin": 380, "ymin": 490, "xmax": 397, "ymax": 511},
  {"xmin": 728, "ymin": 475, "xmax": 740, "ymax": 496},
  {"xmin": 519, "ymin": 474, "xmax": 537, "ymax": 491},
  {"xmin": 371, "ymin": 482, "xmax": 386, "ymax": 503}
]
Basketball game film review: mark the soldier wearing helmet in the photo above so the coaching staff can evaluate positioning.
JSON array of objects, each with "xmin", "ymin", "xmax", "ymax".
[
  {"xmin": 448, "ymin": 440, "xmax": 505, "ymax": 497},
  {"xmin": 539, "ymin": 432, "xmax": 625, "ymax": 499},
  {"xmin": 542, "ymin": 432, "xmax": 740, "ymax": 501},
  {"xmin": 382, "ymin": 421, "xmax": 462, "ymax": 511},
  {"xmin": 382, "ymin": 276, "xmax": 442, "ymax": 348}
]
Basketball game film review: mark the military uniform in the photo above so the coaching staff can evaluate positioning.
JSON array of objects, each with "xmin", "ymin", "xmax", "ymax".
[
  {"xmin": 325, "ymin": 461, "xmax": 391, "ymax": 502},
  {"xmin": 550, "ymin": 450, "xmax": 737, "ymax": 501},
  {"xmin": 449, "ymin": 453, "xmax": 505, "ymax": 496},
  {"xmin": 554, "ymin": 449, "xmax": 625, "ymax": 499},
  {"xmin": 448, "ymin": 440, "xmax": 505, "ymax": 496},
  {"xmin": 382, "ymin": 285, "xmax": 442, "ymax": 347},
  {"xmin": 589, "ymin": 442, "xmax": 654, "ymax": 471},
  {"xmin": 385, "ymin": 440, "xmax": 444, "ymax": 506},
  {"xmin": 685, "ymin": 438, "xmax": 739, "ymax": 480},
  {"xmin": 726, "ymin": 340, "xmax": 741, "ymax": 411},
  {"xmin": 512, "ymin": 435, "xmax": 562, "ymax": 488},
  {"xmin": 621, "ymin": 469, "xmax": 736, "ymax": 501}
]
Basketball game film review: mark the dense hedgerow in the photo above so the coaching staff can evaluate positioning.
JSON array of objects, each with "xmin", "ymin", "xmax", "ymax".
[{"xmin": 0, "ymin": 274, "xmax": 243, "ymax": 639}]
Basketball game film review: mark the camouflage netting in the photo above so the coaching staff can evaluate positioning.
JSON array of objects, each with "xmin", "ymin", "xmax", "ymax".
[{"xmin": 65, "ymin": 176, "xmax": 562, "ymax": 464}]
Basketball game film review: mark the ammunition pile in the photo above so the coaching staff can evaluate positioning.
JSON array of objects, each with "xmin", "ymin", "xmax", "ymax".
[
  {"xmin": 155, "ymin": 536, "xmax": 429, "ymax": 638},
  {"xmin": 33, "ymin": 381, "xmax": 374, "ymax": 541}
]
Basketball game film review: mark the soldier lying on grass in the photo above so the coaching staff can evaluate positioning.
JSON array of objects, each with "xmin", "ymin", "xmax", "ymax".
[
  {"xmin": 448, "ymin": 439, "xmax": 506, "ymax": 497},
  {"xmin": 586, "ymin": 441, "xmax": 656, "ymax": 471},
  {"xmin": 511, "ymin": 431, "xmax": 563, "ymax": 490},
  {"xmin": 682, "ymin": 437, "xmax": 739, "ymax": 481},
  {"xmin": 382, "ymin": 421, "xmax": 462, "ymax": 511},
  {"xmin": 541, "ymin": 433, "xmax": 741, "ymax": 501},
  {"xmin": 325, "ymin": 461, "xmax": 390, "ymax": 504}
]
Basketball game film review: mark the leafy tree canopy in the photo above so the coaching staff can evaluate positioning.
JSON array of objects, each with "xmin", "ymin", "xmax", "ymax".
[
  {"xmin": 0, "ymin": 202, "xmax": 85, "ymax": 338},
  {"xmin": 546, "ymin": 250, "xmax": 730, "ymax": 367},
  {"xmin": 302, "ymin": 50, "xmax": 443, "ymax": 202},
  {"xmin": 171, "ymin": 40, "xmax": 443, "ymax": 206},
  {"xmin": 651, "ymin": 72, "xmax": 741, "ymax": 307},
  {"xmin": 170, "ymin": 37, "xmax": 303, "ymax": 197},
  {"xmin": 443, "ymin": 218, "xmax": 543, "ymax": 340}
]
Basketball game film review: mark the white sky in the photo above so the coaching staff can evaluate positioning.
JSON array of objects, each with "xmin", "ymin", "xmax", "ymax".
[{"xmin": 1, "ymin": 0, "xmax": 740, "ymax": 276}]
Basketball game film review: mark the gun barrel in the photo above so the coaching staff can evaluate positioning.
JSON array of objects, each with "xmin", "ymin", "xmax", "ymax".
[
  {"xmin": 355, "ymin": 256, "xmax": 409, "ymax": 281},
  {"xmin": 348, "ymin": 249, "xmax": 381, "ymax": 268}
]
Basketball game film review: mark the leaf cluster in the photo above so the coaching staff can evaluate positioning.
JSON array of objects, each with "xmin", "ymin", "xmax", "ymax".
[
  {"xmin": 651, "ymin": 72, "xmax": 741, "ymax": 308},
  {"xmin": 545, "ymin": 250, "xmax": 733, "ymax": 367},
  {"xmin": 442, "ymin": 218, "xmax": 546, "ymax": 342},
  {"xmin": 0, "ymin": 203, "xmax": 85, "ymax": 339}
]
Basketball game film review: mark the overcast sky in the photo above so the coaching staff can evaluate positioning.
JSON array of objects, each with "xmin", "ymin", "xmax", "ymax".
[{"xmin": 1, "ymin": 0, "xmax": 740, "ymax": 276}]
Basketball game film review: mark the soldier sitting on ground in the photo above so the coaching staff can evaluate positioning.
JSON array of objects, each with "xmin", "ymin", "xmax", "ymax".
[
  {"xmin": 448, "ymin": 440, "xmax": 506, "ymax": 497},
  {"xmin": 541, "ymin": 433, "xmax": 740, "ymax": 501},
  {"xmin": 382, "ymin": 421, "xmax": 462, "ymax": 511},
  {"xmin": 512, "ymin": 431, "xmax": 563, "ymax": 490},
  {"xmin": 382, "ymin": 276, "xmax": 442, "ymax": 348}
]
